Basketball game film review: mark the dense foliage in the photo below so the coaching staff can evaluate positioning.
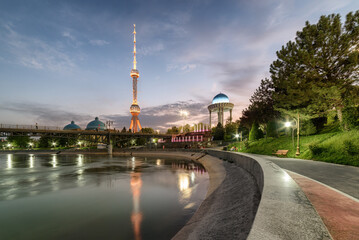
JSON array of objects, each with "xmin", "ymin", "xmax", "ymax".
[
  {"xmin": 140, "ymin": 127, "xmax": 155, "ymax": 134},
  {"xmin": 212, "ymin": 123, "xmax": 225, "ymax": 140},
  {"xmin": 7, "ymin": 136, "xmax": 30, "ymax": 148},
  {"xmin": 239, "ymin": 11, "xmax": 359, "ymax": 136},
  {"xmin": 166, "ymin": 126, "xmax": 180, "ymax": 134},
  {"xmin": 270, "ymin": 12, "xmax": 359, "ymax": 124},
  {"xmin": 249, "ymin": 122, "xmax": 263, "ymax": 141}
]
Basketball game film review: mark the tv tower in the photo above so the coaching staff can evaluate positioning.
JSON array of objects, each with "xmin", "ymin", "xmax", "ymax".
[{"xmin": 129, "ymin": 24, "xmax": 142, "ymax": 133}]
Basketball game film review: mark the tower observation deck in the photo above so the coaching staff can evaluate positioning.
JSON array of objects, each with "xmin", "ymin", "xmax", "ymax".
[{"xmin": 129, "ymin": 24, "xmax": 142, "ymax": 133}]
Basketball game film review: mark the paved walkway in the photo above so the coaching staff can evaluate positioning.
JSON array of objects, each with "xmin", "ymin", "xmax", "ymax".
[
  {"xmin": 244, "ymin": 153, "xmax": 359, "ymax": 240},
  {"xmin": 288, "ymin": 171, "xmax": 359, "ymax": 240},
  {"xmin": 255, "ymin": 154, "xmax": 359, "ymax": 200}
]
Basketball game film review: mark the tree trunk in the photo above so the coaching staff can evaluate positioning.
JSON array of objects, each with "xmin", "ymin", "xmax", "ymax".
[{"xmin": 337, "ymin": 107, "xmax": 343, "ymax": 123}]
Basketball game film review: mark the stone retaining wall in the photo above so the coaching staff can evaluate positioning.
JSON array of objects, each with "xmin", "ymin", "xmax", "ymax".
[{"xmin": 205, "ymin": 150, "xmax": 332, "ymax": 240}]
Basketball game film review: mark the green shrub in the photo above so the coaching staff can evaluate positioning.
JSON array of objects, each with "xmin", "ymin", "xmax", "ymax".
[
  {"xmin": 244, "ymin": 140, "xmax": 250, "ymax": 149},
  {"xmin": 309, "ymin": 143, "xmax": 324, "ymax": 156},
  {"xmin": 224, "ymin": 134, "xmax": 232, "ymax": 141},
  {"xmin": 343, "ymin": 106, "xmax": 359, "ymax": 130},
  {"xmin": 343, "ymin": 140, "xmax": 358, "ymax": 155},
  {"xmin": 301, "ymin": 120, "xmax": 317, "ymax": 136}
]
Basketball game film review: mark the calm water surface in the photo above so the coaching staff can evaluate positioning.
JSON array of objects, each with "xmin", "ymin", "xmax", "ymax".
[{"xmin": 0, "ymin": 154, "xmax": 209, "ymax": 240}]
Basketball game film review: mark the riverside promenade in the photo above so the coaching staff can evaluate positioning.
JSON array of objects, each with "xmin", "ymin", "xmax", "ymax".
[
  {"xmin": 124, "ymin": 150, "xmax": 332, "ymax": 239},
  {"xmin": 158, "ymin": 150, "xmax": 358, "ymax": 239},
  {"xmin": 254, "ymin": 154, "xmax": 359, "ymax": 240}
]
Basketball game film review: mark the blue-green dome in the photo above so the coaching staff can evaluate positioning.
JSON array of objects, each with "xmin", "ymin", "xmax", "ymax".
[
  {"xmin": 212, "ymin": 93, "xmax": 229, "ymax": 104},
  {"xmin": 85, "ymin": 117, "xmax": 106, "ymax": 131},
  {"xmin": 63, "ymin": 121, "xmax": 81, "ymax": 130}
]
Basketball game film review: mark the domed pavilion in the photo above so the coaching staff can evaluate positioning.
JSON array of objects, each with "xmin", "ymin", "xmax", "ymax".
[
  {"xmin": 85, "ymin": 117, "xmax": 106, "ymax": 131},
  {"xmin": 208, "ymin": 93, "xmax": 234, "ymax": 127},
  {"xmin": 63, "ymin": 121, "xmax": 81, "ymax": 131}
]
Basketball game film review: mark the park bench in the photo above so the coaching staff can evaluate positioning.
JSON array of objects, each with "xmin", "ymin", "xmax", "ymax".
[{"xmin": 273, "ymin": 150, "xmax": 289, "ymax": 156}]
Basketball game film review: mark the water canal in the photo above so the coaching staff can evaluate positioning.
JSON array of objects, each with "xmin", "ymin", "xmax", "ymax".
[{"xmin": 0, "ymin": 154, "xmax": 209, "ymax": 239}]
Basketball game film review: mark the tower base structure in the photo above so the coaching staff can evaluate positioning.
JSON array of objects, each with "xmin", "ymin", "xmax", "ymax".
[{"xmin": 130, "ymin": 113, "xmax": 142, "ymax": 133}]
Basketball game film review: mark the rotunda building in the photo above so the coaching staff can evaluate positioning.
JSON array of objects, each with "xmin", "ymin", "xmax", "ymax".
[
  {"xmin": 85, "ymin": 117, "xmax": 106, "ymax": 131},
  {"xmin": 63, "ymin": 121, "xmax": 81, "ymax": 130},
  {"xmin": 208, "ymin": 93, "xmax": 234, "ymax": 127}
]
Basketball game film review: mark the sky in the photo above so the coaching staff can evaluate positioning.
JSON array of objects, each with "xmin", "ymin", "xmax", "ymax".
[{"xmin": 1, "ymin": 0, "xmax": 359, "ymax": 131}]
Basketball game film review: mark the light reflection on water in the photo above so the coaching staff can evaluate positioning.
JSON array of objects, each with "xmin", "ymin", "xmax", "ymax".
[
  {"xmin": 131, "ymin": 172, "xmax": 143, "ymax": 240},
  {"xmin": 0, "ymin": 154, "xmax": 208, "ymax": 240},
  {"xmin": 52, "ymin": 154, "xmax": 57, "ymax": 168},
  {"xmin": 29, "ymin": 155, "xmax": 34, "ymax": 168},
  {"xmin": 7, "ymin": 154, "xmax": 12, "ymax": 169}
]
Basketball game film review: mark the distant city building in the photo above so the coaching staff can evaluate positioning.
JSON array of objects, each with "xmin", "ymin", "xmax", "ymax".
[
  {"xmin": 85, "ymin": 117, "xmax": 106, "ymax": 131},
  {"xmin": 208, "ymin": 93, "xmax": 234, "ymax": 126},
  {"xmin": 129, "ymin": 24, "xmax": 142, "ymax": 133},
  {"xmin": 63, "ymin": 121, "xmax": 81, "ymax": 130}
]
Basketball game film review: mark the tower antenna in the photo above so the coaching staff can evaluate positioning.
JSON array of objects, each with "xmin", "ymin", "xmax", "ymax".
[{"xmin": 133, "ymin": 24, "xmax": 137, "ymax": 70}]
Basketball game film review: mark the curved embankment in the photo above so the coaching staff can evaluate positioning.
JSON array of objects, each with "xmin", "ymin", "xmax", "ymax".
[
  {"xmin": 124, "ymin": 150, "xmax": 332, "ymax": 239},
  {"xmin": 122, "ymin": 151, "xmax": 261, "ymax": 239},
  {"xmin": 205, "ymin": 150, "xmax": 332, "ymax": 240}
]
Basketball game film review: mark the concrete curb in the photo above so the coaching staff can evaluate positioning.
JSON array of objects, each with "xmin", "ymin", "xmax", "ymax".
[{"xmin": 206, "ymin": 150, "xmax": 332, "ymax": 240}]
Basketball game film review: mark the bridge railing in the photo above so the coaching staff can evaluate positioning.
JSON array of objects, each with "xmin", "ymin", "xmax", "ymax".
[{"xmin": 0, "ymin": 124, "xmax": 62, "ymax": 131}]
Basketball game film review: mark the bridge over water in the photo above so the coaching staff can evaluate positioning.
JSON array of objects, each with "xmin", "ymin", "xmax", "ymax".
[{"xmin": 0, "ymin": 124, "xmax": 172, "ymax": 146}]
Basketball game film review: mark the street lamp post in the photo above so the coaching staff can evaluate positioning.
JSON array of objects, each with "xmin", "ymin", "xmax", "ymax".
[
  {"xmin": 106, "ymin": 121, "xmax": 114, "ymax": 131},
  {"xmin": 285, "ymin": 121, "xmax": 295, "ymax": 150},
  {"xmin": 285, "ymin": 114, "xmax": 300, "ymax": 156},
  {"xmin": 295, "ymin": 112, "xmax": 300, "ymax": 156}
]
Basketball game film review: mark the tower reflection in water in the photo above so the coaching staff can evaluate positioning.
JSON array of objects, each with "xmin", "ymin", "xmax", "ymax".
[{"xmin": 130, "ymin": 171, "xmax": 143, "ymax": 240}]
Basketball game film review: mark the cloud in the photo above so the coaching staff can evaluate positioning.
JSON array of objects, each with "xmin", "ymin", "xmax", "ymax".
[
  {"xmin": 0, "ymin": 102, "xmax": 92, "ymax": 127},
  {"xmin": 62, "ymin": 31, "xmax": 76, "ymax": 41},
  {"xmin": 1, "ymin": 23, "xmax": 75, "ymax": 71},
  {"xmin": 0, "ymin": 100, "xmax": 210, "ymax": 131},
  {"xmin": 89, "ymin": 39, "xmax": 110, "ymax": 46},
  {"xmin": 104, "ymin": 100, "xmax": 209, "ymax": 131},
  {"xmin": 138, "ymin": 42, "xmax": 164, "ymax": 55},
  {"xmin": 167, "ymin": 63, "xmax": 197, "ymax": 72}
]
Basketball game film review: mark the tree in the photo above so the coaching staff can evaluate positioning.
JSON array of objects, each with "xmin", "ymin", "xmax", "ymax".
[
  {"xmin": 212, "ymin": 123, "xmax": 225, "ymax": 140},
  {"xmin": 136, "ymin": 137, "xmax": 146, "ymax": 146},
  {"xmin": 249, "ymin": 122, "xmax": 263, "ymax": 141},
  {"xmin": 7, "ymin": 136, "xmax": 30, "ymax": 148},
  {"xmin": 270, "ymin": 41, "xmax": 318, "ymax": 120},
  {"xmin": 343, "ymin": 106, "xmax": 359, "ymax": 129},
  {"xmin": 266, "ymin": 120, "xmax": 278, "ymax": 138},
  {"xmin": 140, "ymin": 128, "xmax": 154, "ymax": 134},
  {"xmin": 239, "ymin": 78, "xmax": 280, "ymax": 129},
  {"xmin": 271, "ymin": 12, "xmax": 359, "ymax": 124},
  {"xmin": 224, "ymin": 122, "xmax": 238, "ymax": 140},
  {"xmin": 183, "ymin": 124, "xmax": 191, "ymax": 133},
  {"xmin": 167, "ymin": 126, "xmax": 180, "ymax": 134},
  {"xmin": 121, "ymin": 127, "xmax": 127, "ymax": 133},
  {"xmin": 58, "ymin": 137, "xmax": 78, "ymax": 147},
  {"xmin": 38, "ymin": 136, "xmax": 52, "ymax": 148}
]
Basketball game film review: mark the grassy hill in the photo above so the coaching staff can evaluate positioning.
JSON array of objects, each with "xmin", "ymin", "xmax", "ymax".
[{"xmin": 229, "ymin": 129, "xmax": 359, "ymax": 167}]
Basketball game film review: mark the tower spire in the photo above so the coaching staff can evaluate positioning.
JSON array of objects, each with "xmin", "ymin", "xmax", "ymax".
[
  {"xmin": 129, "ymin": 24, "xmax": 141, "ymax": 133},
  {"xmin": 133, "ymin": 24, "xmax": 137, "ymax": 70}
]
